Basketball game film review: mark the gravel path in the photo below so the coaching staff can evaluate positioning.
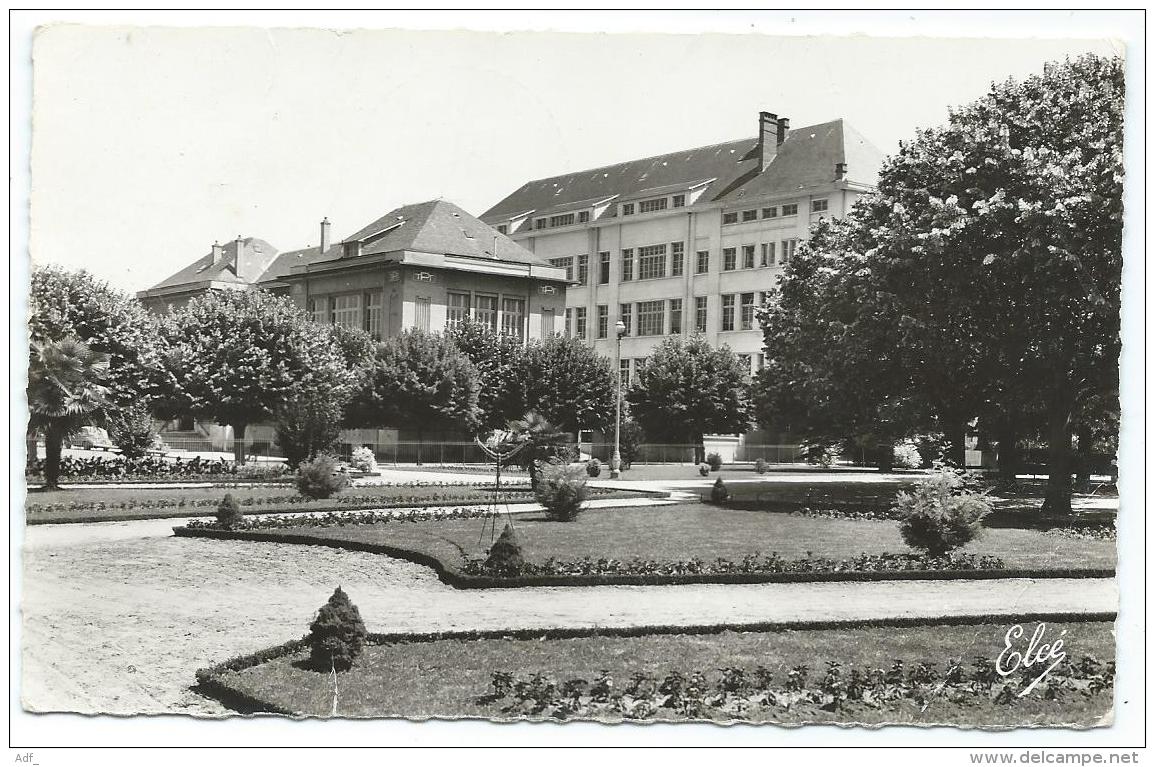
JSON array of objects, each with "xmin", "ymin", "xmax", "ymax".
[{"xmin": 20, "ymin": 517, "xmax": 1117, "ymax": 717}]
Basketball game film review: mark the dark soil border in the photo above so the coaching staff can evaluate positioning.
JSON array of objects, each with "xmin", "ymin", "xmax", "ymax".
[
  {"xmin": 195, "ymin": 611, "xmax": 1119, "ymax": 716},
  {"xmin": 27, "ymin": 488, "xmax": 666, "ymax": 526},
  {"xmin": 173, "ymin": 526, "xmax": 1116, "ymax": 589}
]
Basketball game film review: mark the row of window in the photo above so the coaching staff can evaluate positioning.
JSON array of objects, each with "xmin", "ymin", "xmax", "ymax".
[
  {"xmin": 721, "ymin": 239, "xmax": 798, "ymax": 270},
  {"xmin": 568, "ymin": 293, "xmax": 753, "ymax": 340},
  {"xmin": 617, "ymin": 351, "xmax": 765, "ymax": 385},
  {"xmin": 722, "ymin": 199, "xmax": 825, "ymax": 225},
  {"xmin": 621, "ymin": 193, "xmax": 686, "ymax": 217},
  {"xmin": 720, "ymin": 291, "xmax": 773, "ymax": 332},
  {"xmin": 445, "ymin": 291, "xmax": 529, "ymax": 338},
  {"xmin": 307, "ymin": 292, "xmax": 384, "ymax": 339}
]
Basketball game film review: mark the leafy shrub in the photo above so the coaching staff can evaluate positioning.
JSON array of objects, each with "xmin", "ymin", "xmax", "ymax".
[
  {"xmin": 106, "ymin": 404, "xmax": 157, "ymax": 459},
  {"xmin": 296, "ymin": 454, "xmax": 350, "ymax": 500},
  {"xmin": 585, "ymin": 458, "xmax": 601, "ymax": 478},
  {"xmin": 706, "ymin": 452, "xmax": 723, "ymax": 472},
  {"xmin": 350, "ymin": 446, "xmax": 377, "ymax": 473},
  {"xmin": 893, "ymin": 466, "xmax": 991, "ymax": 556},
  {"xmin": 893, "ymin": 441, "xmax": 922, "ymax": 469},
  {"xmin": 307, "ymin": 587, "xmax": 367, "ymax": 672},
  {"xmin": 754, "ymin": 458, "xmax": 769, "ymax": 474},
  {"xmin": 710, "ymin": 477, "xmax": 730, "ymax": 503},
  {"xmin": 484, "ymin": 524, "xmax": 525, "ymax": 576},
  {"xmin": 534, "ymin": 460, "xmax": 589, "ymax": 521},
  {"xmin": 214, "ymin": 493, "xmax": 244, "ymax": 530},
  {"xmin": 802, "ymin": 442, "xmax": 840, "ymax": 467},
  {"xmin": 698, "ymin": 464, "xmax": 710, "ymax": 477}
]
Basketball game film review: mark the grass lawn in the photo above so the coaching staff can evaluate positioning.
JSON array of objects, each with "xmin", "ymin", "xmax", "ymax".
[
  {"xmin": 254, "ymin": 504, "xmax": 1116, "ymax": 571},
  {"xmin": 217, "ymin": 621, "xmax": 1115, "ymax": 725}
]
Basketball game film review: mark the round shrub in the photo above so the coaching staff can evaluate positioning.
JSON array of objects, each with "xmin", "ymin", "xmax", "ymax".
[
  {"xmin": 706, "ymin": 452, "xmax": 723, "ymax": 472},
  {"xmin": 308, "ymin": 586, "xmax": 367, "ymax": 672},
  {"xmin": 534, "ymin": 460, "xmax": 589, "ymax": 521},
  {"xmin": 215, "ymin": 493, "xmax": 244, "ymax": 530},
  {"xmin": 484, "ymin": 524, "xmax": 525, "ymax": 575},
  {"xmin": 893, "ymin": 441, "xmax": 922, "ymax": 470},
  {"xmin": 710, "ymin": 477, "xmax": 730, "ymax": 503},
  {"xmin": 585, "ymin": 458, "xmax": 602, "ymax": 478},
  {"xmin": 893, "ymin": 467, "xmax": 991, "ymax": 556},
  {"xmin": 698, "ymin": 463, "xmax": 710, "ymax": 477},
  {"xmin": 754, "ymin": 458, "xmax": 769, "ymax": 474},
  {"xmin": 350, "ymin": 446, "xmax": 377, "ymax": 473},
  {"xmin": 296, "ymin": 454, "xmax": 350, "ymax": 500}
]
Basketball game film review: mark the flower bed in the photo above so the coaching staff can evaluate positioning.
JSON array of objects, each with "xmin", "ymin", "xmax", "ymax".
[
  {"xmin": 184, "ymin": 506, "xmax": 494, "ymax": 530},
  {"xmin": 26, "ymin": 455, "xmax": 290, "ymax": 483}
]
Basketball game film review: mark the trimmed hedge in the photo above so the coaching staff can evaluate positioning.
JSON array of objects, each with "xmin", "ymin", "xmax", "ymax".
[{"xmin": 172, "ymin": 526, "xmax": 1115, "ymax": 589}]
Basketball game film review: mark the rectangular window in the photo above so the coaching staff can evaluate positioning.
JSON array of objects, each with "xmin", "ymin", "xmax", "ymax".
[
  {"xmin": 619, "ymin": 303, "xmax": 633, "ymax": 336},
  {"xmin": 738, "ymin": 354, "xmax": 752, "ymax": 376},
  {"xmin": 363, "ymin": 291, "xmax": 383, "ymax": 339},
  {"xmin": 781, "ymin": 238, "xmax": 798, "ymax": 263},
  {"xmin": 535, "ymin": 218, "xmax": 547, "ymax": 230},
  {"xmin": 578, "ymin": 210, "xmax": 590, "ymax": 223},
  {"xmin": 639, "ymin": 198, "xmax": 667, "ymax": 214},
  {"xmin": 669, "ymin": 298, "xmax": 683, "ymax": 334},
  {"xmin": 671, "ymin": 242, "xmax": 685, "ymax": 277},
  {"xmin": 620, "ymin": 248, "xmax": 634, "ymax": 282},
  {"xmin": 672, "ymin": 194, "xmax": 686, "ymax": 208},
  {"xmin": 415, "ymin": 296, "xmax": 431, "ymax": 332},
  {"xmin": 635, "ymin": 357, "xmax": 648, "ymax": 378},
  {"xmin": 695, "ymin": 296, "xmax": 708, "ymax": 333},
  {"xmin": 332, "ymin": 293, "xmax": 362, "ymax": 329},
  {"xmin": 550, "ymin": 256, "xmax": 574, "ymax": 282},
  {"xmin": 549, "ymin": 213, "xmax": 575, "ymax": 228},
  {"xmin": 597, "ymin": 305, "xmax": 608, "ymax": 339},
  {"xmin": 446, "ymin": 291, "xmax": 471, "ymax": 327},
  {"xmin": 781, "ymin": 203, "xmax": 798, "ymax": 216},
  {"xmin": 621, "ymin": 203, "xmax": 635, "ymax": 216},
  {"xmin": 761, "ymin": 242, "xmax": 775, "ymax": 267},
  {"xmin": 541, "ymin": 309, "xmax": 556, "ymax": 337},
  {"xmin": 637, "ymin": 300, "xmax": 664, "ymax": 336},
  {"xmin": 619, "ymin": 358, "xmax": 631, "ymax": 386},
  {"xmin": 723, "ymin": 247, "xmax": 737, "ymax": 271},
  {"xmin": 475, "ymin": 294, "xmax": 498, "ymax": 331},
  {"xmin": 742, "ymin": 244, "xmax": 756, "ymax": 269},
  {"xmin": 740, "ymin": 292, "xmax": 756, "ymax": 330},
  {"xmin": 496, "ymin": 224, "xmax": 508, "ymax": 234},
  {"xmin": 577, "ymin": 254, "xmax": 589, "ymax": 286},
  {"xmin": 762, "ymin": 206, "xmax": 777, "ymax": 219},
  {"xmin": 501, "ymin": 297, "xmax": 525, "ymax": 338},
  {"xmin": 574, "ymin": 307, "xmax": 587, "ymax": 339},
  {"xmin": 308, "ymin": 296, "xmax": 329, "ymax": 325},
  {"xmin": 722, "ymin": 211, "xmax": 738, "ymax": 225},
  {"xmin": 742, "ymin": 209, "xmax": 758, "ymax": 222},
  {"xmin": 696, "ymin": 250, "xmax": 709, "ymax": 274},
  {"xmin": 637, "ymin": 244, "xmax": 667, "ymax": 280},
  {"xmin": 564, "ymin": 308, "xmax": 572, "ymax": 337},
  {"xmin": 811, "ymin": 199, "xmax": 828, "ymax": 213},
  {"xmin": 598, "ymin": 251, "xmax": 610, "ymax": 284},
  {"xmin": 722, "ymin": 294, "xmax": 735, "ymax": 332}
]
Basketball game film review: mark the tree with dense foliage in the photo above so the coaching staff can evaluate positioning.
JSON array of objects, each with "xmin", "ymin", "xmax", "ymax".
[
  {"xmin": 757, "ymin": 54, "xmax": 1123, "ymax": 512},
  {"xmin": 275, "ymin": 392, "xmax": 345, "ymax": 469},
  {"xmin": 164, "ymin": 290, "xmax": 352, "ymax": 463},
  {"xmin": 446, "ymin": 319, "xmax": 528, "ymax": 431},
  {"xmin": 27, "ymin": 337, "xmax": 112, "ymax": 488},
  {"xmin": 627, "ymin": 336, "xmax": 751, "ymax": 463},
  {"xmin": 347, "ymin": 329, "xmax": 480, "ymax": 437},
  {"xmin": 522, "ymin": 334, "xmax": 616, "ymax": 435},
  {"xmin": 308, "ymin": 586, "xmax": 367, "ymax": 673}
]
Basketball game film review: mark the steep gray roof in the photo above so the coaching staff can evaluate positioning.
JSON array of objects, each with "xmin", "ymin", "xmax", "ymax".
[
  {"xmin": 145, "ymin": 237, "xmax": 278, "ymax": 292},
  {"xmin": 482, "ymin": 119, "xmax": 884, "ymax": 221}
]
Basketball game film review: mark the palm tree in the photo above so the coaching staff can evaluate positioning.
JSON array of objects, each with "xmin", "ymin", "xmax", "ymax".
[
  {"xmin": 506, "ymin": 411, "xmax": 570, "ymax": 490},
  {"xmin": 27, "ymin": 337, "xmax": 111, "ymax": 489}
]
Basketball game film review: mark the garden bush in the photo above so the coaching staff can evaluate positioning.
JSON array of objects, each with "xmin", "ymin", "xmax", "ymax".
[
  {"xmin": 534, "ymin": 460, "xmax": 589, "ymax": 521},
  {"xmin": 754, "ymin": 458, "xmax": 769, "ymax": 474},
  {"xmin": 698, "ymin": 464, "xmax": 710, "ymax": 477},
  {"xmin": 710, "ymin": 477, "xmax": 730, "ymax": 503},
  {"xmin": 585, "ymin": 458, "xmax": 601, "ymax": 478},
  {"xmin": 893, "ymin": 441, "xmax": 922, "ymax": 470},
  {"xmin": 350, "ymin": 446, "xmax": 377, "ymax": 473},
  {"xmin": 307, "ymin": 587, "xmax": 367, "ymax": 673},
  {"xmin": 215, "ymin": 493, "xmax": 244, "ymax": 530},
  {"xmin": 274, "ymin": 393, "xmax": 344, "ymax": 469},
  {"xmin": 484, "ymin": 524, "xmax": 525, "ymax": 576},
  {"xmin": 893, "ymin": 466, "xmax": 991, "ymax": 556},
  {"xmin": 296, "ymin": 454, "xmax": 350, "ymax": 500},
  {"xmin": 106, "ymin": 404, "xmax": 157, "ymax": 459},
  {"xmin": 706, "ymin": 452, "xmax": 723, "ymax": 472}
]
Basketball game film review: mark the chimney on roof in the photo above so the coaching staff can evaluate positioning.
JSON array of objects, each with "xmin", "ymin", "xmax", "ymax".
[
  {"xmin": 211, "ymin": 241, "xmax": 224, "ymax": 264},
  {"xmin": 230, "ymin": 236, "xmax": 243, "ymax": 272},
  {"xmin": 320, "ymin": 217, "xmax": 331, "ymax": 253},
  {"xmin": 758, "ymin": 111, "xmax": 787, "ymax": 172},
  {"xmin": 835, "ymin": 162, "xmax": 848, "ymax": 181}
]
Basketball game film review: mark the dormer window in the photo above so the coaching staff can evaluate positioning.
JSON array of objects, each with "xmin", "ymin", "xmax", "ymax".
[
  {"xmin": 621, "ymin": 203, "xmax": 635, "ymax": 216},
  {"xmin": 673, "ymin": 194, "xmax": 686, "ymax": 208},
  {"xmin": 496, "ymin": 224, "xmax": 508, "ymax": 235},
  {"xmin": 578, "ymin": 210, "xmax": 590, "ymax": 223},
  {"xmin": 548, "ymin": 213, "xmax": 575, "ymax": 228},
  {"xmin": 639, "ymin": 198, "xmax": 667, "ymax": 214},
  {"xmin": 343, "ymin": 241, "xmax": 361, "ymax": 258},
  {"xmin": 535, "ymin": 218, "xmax": 547, "ymax": 230}
]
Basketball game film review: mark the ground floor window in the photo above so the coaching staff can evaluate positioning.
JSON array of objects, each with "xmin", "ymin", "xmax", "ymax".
[
  {"xmin": 722, "ymin": 294, "xmax": 735, "ymax": 331},
  {"xmin": 695, "ymin": 296, "xmax": 708, "ymax": 333},
  {"xmin": 307, "ymin": 296, "xmax": 329, "ymax": 324},
  {"xmin": 447, "ymin": 291, "xmax": 470, "ymax": 326},
  {"xmin": 669, "ymin": 298, "xmax": 682, "ymax": 334},
  {"xmin": 364, "ymin": 291, "xmax": 383, "ymax": 339},
  {"xmin": 415, "ymin": 296, "xmax": 431, "ymax": 331},
  {"xmin": 501, "ymin": 297, "xmax": 526, "ymax": 338},
  {"xmin": 475, "ymin": 294, "xmax": 498, "ymax": 331}
]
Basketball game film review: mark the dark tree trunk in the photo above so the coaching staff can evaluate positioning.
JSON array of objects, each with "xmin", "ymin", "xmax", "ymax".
[
  {"xmin": 876, "ymin": 443, "xmax": 895, "ymax": 473},
  {"xmin": 693, "ymin": 435, "xmax": 705, "ymax": 465},
  {"xmin": 232, "ymin": 422, "xmax": 248, "ymax": 465},
  {"xmin": 996, "ymin": 418, "xmax": 1020, "ymax": 486},
  {"xmin": 942, "ymin": 416, "xmax": 967, "ymax": 468},
  {"xmin": 1040, "ymin": 396, "xmax": 1075, "ymax": 517},
  {"xmin": 1075, "ymin": 424, "xmax": 1093, "ymax": 491},
  {"xmin": 43, "ymin": 426, "xmax": 64, "ymax": 490}
]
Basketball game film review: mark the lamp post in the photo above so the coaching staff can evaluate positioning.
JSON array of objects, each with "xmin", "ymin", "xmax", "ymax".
[{"xmin": 610, "ymin": 320, "xmax": 627, "ymax": 478}]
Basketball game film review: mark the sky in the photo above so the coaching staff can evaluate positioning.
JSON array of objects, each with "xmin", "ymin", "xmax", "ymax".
[{"xmin": 23, "ymin": 13, "xmax": 1125, "ymax": 294}]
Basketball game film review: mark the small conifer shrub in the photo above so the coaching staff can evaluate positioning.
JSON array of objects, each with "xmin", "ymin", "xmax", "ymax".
[
  {"xmin": 308, "ymin": 586, "xmax": 367, "ymax": 672},
  {"xmin": 484, "ymin": 524, "xmax": 525, "ymax": 576},
  {"xmin": 215, "ymin": 493, "xmax": 244, "ymax": 530},
  {"xmin": 706, "ymin": 452, "xmax": 723, "ymax": 472},
  {"xmin": 296, "ymin": 454, "xmax": 350, "ymax": 500},
  {"xmin": 754, "ymin": 458, "xmax": 769, "ymax": 474},
  {"xmin": 710, "ymin": 477, "xmax": 730, "ymax": 503}
]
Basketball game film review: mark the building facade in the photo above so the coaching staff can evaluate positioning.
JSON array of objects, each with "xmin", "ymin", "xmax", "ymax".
[{"xmin": 481, "ymin": 111, "xmax": 885, "ymax": 387}]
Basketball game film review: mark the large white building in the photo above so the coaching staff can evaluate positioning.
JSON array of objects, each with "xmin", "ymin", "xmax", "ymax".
[{"xmin": 481, "ymin": 111, "xmax": 885, "ymax": 388}]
